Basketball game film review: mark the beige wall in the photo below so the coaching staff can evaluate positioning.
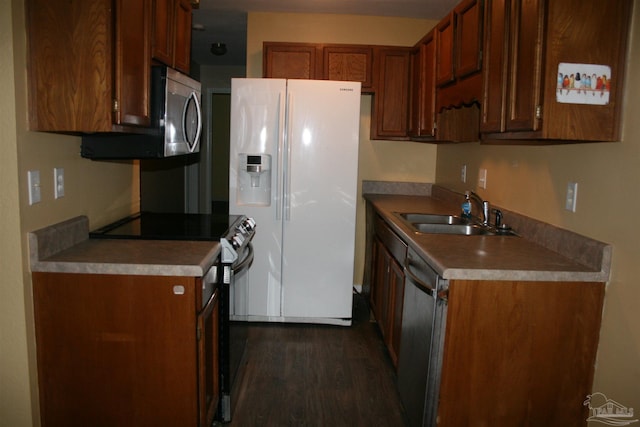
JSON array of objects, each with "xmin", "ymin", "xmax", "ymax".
[
  {"xmin": 3, "ymin": 0, "xmax": 140, "ymax": 424},
  {"xmin": 247, "ymin": 12, "xmax": 439, "ymax": 287},
  {"xmin": 436, "ymin": 5, "xmax": 640, "ymax": 418}
]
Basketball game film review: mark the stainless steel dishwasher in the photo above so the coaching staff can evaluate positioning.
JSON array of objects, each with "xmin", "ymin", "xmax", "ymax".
[{"xmin": 397, "ymin": 247, "xmax": 448, "ymax": 427}]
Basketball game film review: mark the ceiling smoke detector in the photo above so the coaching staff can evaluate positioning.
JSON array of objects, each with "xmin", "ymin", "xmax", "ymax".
[{"xmin": 210, "ymin": 43, "xmax": 227, "ymax": 56}]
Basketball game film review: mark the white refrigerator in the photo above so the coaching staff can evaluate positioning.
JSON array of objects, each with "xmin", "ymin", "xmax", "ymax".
[{"xmin": 229, "ymin": 78, "xmax": 361, "ymax": 326}]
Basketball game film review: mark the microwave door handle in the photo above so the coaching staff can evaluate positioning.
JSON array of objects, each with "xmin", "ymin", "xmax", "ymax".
[{"xmin": 183, "ymin": 91, "xmax": 202, "ymax": 153}]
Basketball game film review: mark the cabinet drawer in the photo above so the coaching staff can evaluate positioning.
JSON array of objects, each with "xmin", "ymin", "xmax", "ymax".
[{"xmin": 375, "ymin": 215, "xmax": 407, "ymax": 263}]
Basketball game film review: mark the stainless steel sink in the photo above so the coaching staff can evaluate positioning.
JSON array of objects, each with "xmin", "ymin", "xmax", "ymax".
[
  {"xmin": 412, "ymin": 223, "xmax": 494, "ymax": 235},
  {"xmin": 394, "ymin": 212, "xmax": 517, "ymax": 236},
  {"xmin": 397, "ymin": 213, "xmax": 466, "ymax": 225}
]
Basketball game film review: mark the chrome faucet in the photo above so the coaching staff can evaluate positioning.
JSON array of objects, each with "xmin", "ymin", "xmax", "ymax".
[{"xmin": 467, "ymin": 191, "xmax": 490, "ymax": 226}]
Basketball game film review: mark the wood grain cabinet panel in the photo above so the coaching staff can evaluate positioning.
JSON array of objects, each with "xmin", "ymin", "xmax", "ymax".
[
  {"xmin": 371, "ymin": 47, "xmax": 412, "ymax": 140},
  {"xmin": 437, "ymin": 279, "xmax": 605, "ymax": 425},
  {"xmin": 32, "ymin": 272, "xmax": 219, "ymax": 427},
  {"xmin": 26, "ymin": 0, "xmax": 151, "ymax": 132},
  {"xmin": 409, "ymin": 31, "xmax": 437, "ymax": 139},
  {"xmin": 480, "ymin": 0, "xmax": 632, "ymax": 142},
  {"xmin": 455, "ymin": 0, "xmax": 483, "ymax": 79},
  {"xmin": 435, "ymin": 13, "xmax": 455, "ymax": 87},
  {"xmin": 173, "ymin": 0, "xmax": 193, "ymax": 73},
  {"xmin": 263, "ymin": 42, "xmax": 321, "ymax": 79},
  {"xmin": 370, "ymin": 215, "xmax": 407, "ymax": 369},
  {"xmin": 152, "ymin": 0, "xmax": 192, "ymax": 74},
  {"xmin": 323, "ymin": 46, "xmax": 373, "ymax": 90}
]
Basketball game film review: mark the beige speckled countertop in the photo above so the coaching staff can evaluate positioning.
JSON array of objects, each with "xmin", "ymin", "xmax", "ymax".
[
  {"xmin": 365, "ymin": 186, "xmax": 611, "ymax": 282},
  {"xmin": 29, "ymin": 216, "xmax": 221, "ymax": 277}
]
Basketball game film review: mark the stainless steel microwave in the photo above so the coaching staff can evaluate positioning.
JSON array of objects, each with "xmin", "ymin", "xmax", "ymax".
[{"xmin": 81, "ymin": 66, "xmax": 202, "ymax": 159}]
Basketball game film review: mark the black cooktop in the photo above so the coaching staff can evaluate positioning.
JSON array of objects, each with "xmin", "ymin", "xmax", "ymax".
[{"xmin": 89, "ymin": 212, "xmax": 240, "ymax": 241}]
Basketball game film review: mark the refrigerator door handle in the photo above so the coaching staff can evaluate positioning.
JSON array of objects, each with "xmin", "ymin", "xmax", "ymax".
[
  {"xmin": 284, "ymin": 92, "xmax": 293, "ymax": 221},
  {"xmin": 276, "ymin": 91, "xmax": 285, "ymax": 221}
]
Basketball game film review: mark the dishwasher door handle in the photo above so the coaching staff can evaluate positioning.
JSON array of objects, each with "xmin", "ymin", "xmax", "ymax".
[{"xmin": 404, "ymin": 259, "xmax": 436, "ymax": 296}]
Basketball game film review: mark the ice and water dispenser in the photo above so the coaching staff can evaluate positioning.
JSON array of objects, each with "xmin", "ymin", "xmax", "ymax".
[{"xmin": 236, "ymin": 154, "xmax": 271, "ymax": 206}]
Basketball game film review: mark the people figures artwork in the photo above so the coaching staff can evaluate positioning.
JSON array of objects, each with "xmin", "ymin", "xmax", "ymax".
[{"xmin": 557, "ymin": 63, "xmax": 612, "ymax": 105}]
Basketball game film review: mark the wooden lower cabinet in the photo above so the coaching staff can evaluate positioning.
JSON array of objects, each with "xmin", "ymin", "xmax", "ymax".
[
  {"xmin": 435, "ymin": 279, "xmax": 605, "ymax": 426},
  {"xmin": 370, "ymin": 216, "xmax": 407, "ymax": 368},
  {"xmin": 32, "ymin": 272, "xmax": 219, "ymax": 427}
]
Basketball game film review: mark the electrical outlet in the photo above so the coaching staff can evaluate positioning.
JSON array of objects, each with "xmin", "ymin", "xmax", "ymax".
[
  {"xmin": 478, "ymin": 168, "xmax": 487, "ymax": 189},
  {"xmin": 54, "ymin": 168, "xmax": 65, "ymax": 199},
  {"xmin": 28, "ymin": 170, "xmax": 41, "ymax": 205},
  {"xmin": 461, "ymin": 164, "xmax": 467, "ymax": 183},
  {"xmin": 565, "ymin": 182, "xmax": 578, "ymax": 212}
]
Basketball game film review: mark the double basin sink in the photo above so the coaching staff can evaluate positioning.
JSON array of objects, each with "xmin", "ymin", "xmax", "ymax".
[{"xmin": 394, "ymin": 212, "xmax": 517, "ymax": 236}]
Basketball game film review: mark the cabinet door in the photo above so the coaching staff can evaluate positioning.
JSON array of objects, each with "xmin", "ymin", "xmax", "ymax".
[
  {"xmin": 437, "ymin": 280, "xmax": 605, "ymax": 425},
  {"xmin": 173, "ymin": 0, "xmax": 193, "ymax": 73},
  {"xmin": 323, "ymin": 46, "xmax": 373, "ymax": 90},
  {"xmin": 505, "ymin": 0, "xmax": 545, "ymax": 132},
  {"xmin": 409, "ymin": 32, "xmax": 437, "ymax": 138},
  {"xmin": 26, "ymin": 0, "xmax": 114, "ymax": 132},
  {"xmin": 263, "ymin": 43, "xmax": 320, "ymax": 79},
  {"xmin": 387, "ymin": 258, "xmax": 405, "ymax": 368},
  {"xmin": 480, "ymin": 0, "xmax": 509, "ymax": 133},
  {"xmin": 436, "ymin": 13, "xmax": 455, "ymax": 87},
  {"xmin": 115, "ymin": 0, "xmax": 152, "ymax": 127},
  {"xmin": 371, "ymin": 47, "xmax": 411, "ymax": 139},
  {"xmin": 455, "ymin": 0, "xmax": 483, "ymax": 79},
  {"xmin": 33, "ymin": 272, "xmax": 199, "ymax": 426},
  {"xmin": 370, "ymin": 237, "xmax": 390, "ymax": 334},
  {"xmin": 152, "ymin": 0, "xmax": 174, "ymax": 66}
]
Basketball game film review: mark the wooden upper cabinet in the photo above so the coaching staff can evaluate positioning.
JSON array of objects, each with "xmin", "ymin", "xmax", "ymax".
[
  {"xmin": 371, "ymin": 47, "xmax": 412, "ymax": 140},
  {"xmin": 435, "ymin": 13, "xmax": 455, "ymax": 87},
  {"xmin": 173, "ymin": 0, "xmax": 193, "ymax": 73},
  {"xmin": 455, "ymin": 0, "xmax": 483, "ymax": 79},
  {"xmin": 26, "ymin": 0, "xmax": 151, "ymax": 132},
  {"xmin": 152, "ymin": 0, "xmax": 192, "ymax": 74},
  {"xmin": 435, "ymin": 0, "xmax": 484, "ymax": 112},
  {"xmin": 481, "ymin": 0, "xmax": 632, "ymax": 142},
  {"xmin": 152, "ymin": 0, "xmax": 174, "ymax": 66},
  {"xmin": 116, "ymin": 0, "xmax": 152, "ymax": 127},
  {"xmin": 323, "ymin": 46, "xmax": 373, "ymax": 90},
  {"xmin": 409, "ymin": 31, "xmax": 437, "ymax": 139},
  {"xmin": 263, "ymin": 42, "xmax": 374, "ymax": 88},
  {"xmin": 263, "ymin": 42, "xmax": 321, "ymax": 79}
]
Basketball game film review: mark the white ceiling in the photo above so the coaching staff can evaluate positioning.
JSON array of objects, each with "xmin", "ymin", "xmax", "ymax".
[{"xmin": 191, "ymin": 0, "xmax": 457, "ymax": 67}]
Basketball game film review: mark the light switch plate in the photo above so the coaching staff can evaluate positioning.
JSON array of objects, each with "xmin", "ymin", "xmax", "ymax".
[
  {"xmin": 28, "ymin": 170, "xmax": 41, "ymax": 205},
  {"xmin": 461, "ymin": 164, "xmax": 467, "ymax": 183},
  {"xmin": 478, "ymin": 168, "xmax": 487, "ymax": 189}
]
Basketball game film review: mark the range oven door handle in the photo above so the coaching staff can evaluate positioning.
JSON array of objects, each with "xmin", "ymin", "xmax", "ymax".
[{"xmin": 232, "ymin": 242, "xmax": 254, "ymax": 275}]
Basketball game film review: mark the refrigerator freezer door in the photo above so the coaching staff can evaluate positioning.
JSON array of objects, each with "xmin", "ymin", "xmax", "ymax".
[
  {"xmin": 281, "ymin": 79, "xmax": 361, "ymax": 321},
  {"xmin": 229, "ymin": 78, "xmax": 286, "ymax": 318}
]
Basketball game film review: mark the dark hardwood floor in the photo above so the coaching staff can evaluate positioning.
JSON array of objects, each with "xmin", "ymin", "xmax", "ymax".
[{"xmin": 222, "ymin": 293, "xmax": 408, "ymax": 426}]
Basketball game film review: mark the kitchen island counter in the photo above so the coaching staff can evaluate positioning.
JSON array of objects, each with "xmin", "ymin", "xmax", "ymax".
[
  {"xmin": 365, "ymin": 189, "xmax": 610, "ymax": 282},
  {"xmin": 29, "ymin": 215, "xmax": 221, "ymax": 277}
]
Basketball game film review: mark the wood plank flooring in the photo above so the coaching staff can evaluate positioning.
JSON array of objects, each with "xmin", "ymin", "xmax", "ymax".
[{"xmin": 222, "ymin": 294, "xmax": 408, "ymax": 426}]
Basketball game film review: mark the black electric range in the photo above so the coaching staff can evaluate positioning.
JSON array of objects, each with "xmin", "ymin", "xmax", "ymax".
[{"xmin": 89, "ymin": 212, "xmax": 242, "ymax": 241}]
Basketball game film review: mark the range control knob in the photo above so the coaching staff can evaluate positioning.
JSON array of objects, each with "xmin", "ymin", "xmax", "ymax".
[
  {"xmin": 244, "ymin": 217, "xmax": 256, "ymax": 231},
  {"xmin": 232, "ymin": 234, "xmax": 245, "ymax": 248}
]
